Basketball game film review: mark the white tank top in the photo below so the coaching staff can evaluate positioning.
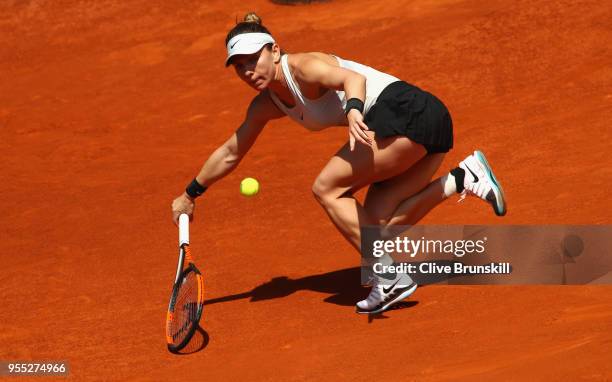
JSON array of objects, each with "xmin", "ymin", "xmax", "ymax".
[{"xmin": 268, "ymin": 54, "xmax": 399, "ymax": 131}]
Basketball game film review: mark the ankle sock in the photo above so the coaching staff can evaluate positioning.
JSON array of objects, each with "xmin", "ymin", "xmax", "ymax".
[
  {"xmin": 450, "ymin": 167, "xmax": 466, "ymax": 193},
  {"xmin": 441, "ymin": 167, "xmax": 466, "ymax": 197},
  {"xmin": 441, "ymin": 174, "xmax": 456, "ymax": 197}
]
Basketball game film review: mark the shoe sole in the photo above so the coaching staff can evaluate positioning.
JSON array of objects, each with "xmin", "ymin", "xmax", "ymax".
[
  {"xmin": 356, "ymin": 283, "xmax": 418, "ymax": 315},
  {"xmin": 474, "ymin": 150, "xmax": 507, "ymax": 216}
]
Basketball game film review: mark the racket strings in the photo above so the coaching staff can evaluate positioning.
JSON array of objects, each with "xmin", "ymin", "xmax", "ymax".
[{"xmin": 169, "ymin": 271, "xmax": 200, "ymax": 344}]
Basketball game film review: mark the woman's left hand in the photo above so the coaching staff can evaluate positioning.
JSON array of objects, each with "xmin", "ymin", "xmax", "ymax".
[{"xmin": 346, "ymin": 109, "xmax": 372, "ymax": 151}]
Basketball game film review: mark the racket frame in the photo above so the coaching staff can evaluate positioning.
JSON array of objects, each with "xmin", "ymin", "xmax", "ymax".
[{"xmin": 166, "ymin": 214, "xmax": 204, "ymax": 353}]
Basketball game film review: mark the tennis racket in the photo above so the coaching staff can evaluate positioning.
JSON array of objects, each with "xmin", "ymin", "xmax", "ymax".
[{"xmin": 165, "ymin": 213, "xmax": 204, "ymax": 353}]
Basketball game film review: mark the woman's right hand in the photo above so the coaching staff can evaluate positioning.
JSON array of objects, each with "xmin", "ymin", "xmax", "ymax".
[
  {"xmin": 172, "ymin": 193, "xmax": 195, "ymax": 225},
  {"xmin": 347, "ymin": 109, "xmax": 372, "ymax": 151}
]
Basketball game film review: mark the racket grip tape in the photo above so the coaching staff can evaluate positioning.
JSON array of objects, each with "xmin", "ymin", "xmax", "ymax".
[{"xmin": 179, "ymin": 213, "xmax": 190, "ymax": 246}]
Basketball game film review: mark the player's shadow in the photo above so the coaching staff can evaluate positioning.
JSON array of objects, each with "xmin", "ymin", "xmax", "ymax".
[{"xmin": 203, "ymin": 267, "xmax": 421, "ymax": 309}]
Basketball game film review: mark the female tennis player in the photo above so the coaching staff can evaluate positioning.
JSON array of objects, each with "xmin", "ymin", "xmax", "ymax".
[{"xmin": 171, "ymin": 13, "xmax": 506, "ymax": 314}]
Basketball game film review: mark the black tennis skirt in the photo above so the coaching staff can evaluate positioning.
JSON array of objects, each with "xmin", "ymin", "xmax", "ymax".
[{"xmin": 363, "ymin": 81, "xmax": 453, "ymax": 154}]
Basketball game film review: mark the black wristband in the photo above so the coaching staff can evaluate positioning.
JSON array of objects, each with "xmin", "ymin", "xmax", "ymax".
[
  {"xmin": 345, "ymin": 98, "xmax": 364, "ymax": 115},
  {"xmin": 185, "ymin": 178, "xmax": 207, "ymax": 199}
]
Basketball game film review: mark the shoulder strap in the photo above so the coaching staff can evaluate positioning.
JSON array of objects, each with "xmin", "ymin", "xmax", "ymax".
[{"xmin": 281, "ymin": 54, "xmax": 305, "ymax": 104}]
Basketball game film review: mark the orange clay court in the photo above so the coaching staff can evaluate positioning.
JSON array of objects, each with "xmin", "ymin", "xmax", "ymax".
[{"xmin": 1, "ymin": 0, "xmax": 611, "ymax": 380}]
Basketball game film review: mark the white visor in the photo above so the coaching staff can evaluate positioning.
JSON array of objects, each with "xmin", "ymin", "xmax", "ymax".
[{"xmin": 225, "ymin": 32, "xmax": 275, "ymax": 66}]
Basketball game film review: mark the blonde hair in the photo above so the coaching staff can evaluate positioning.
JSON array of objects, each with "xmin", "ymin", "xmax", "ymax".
[{"xmin": 243, "ymin": 12, "xmax": 262, "ymax": 24}]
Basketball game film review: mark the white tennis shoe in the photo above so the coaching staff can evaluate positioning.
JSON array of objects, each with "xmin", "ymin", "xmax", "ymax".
[
  {"xmin": 356, "ymin": 273, "xmax": 418, "ymax": 314},
  {"xmin": 458, "ymin": 150, "xmax": 507, "ymax": 216}
]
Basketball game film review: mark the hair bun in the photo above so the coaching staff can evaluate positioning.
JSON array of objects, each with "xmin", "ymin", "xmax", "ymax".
[{"xmin": 243, "ymin": 12, "xmax": 262, "ymax": 25}]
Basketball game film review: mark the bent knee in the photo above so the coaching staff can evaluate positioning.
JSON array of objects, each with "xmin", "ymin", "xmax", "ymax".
[
  {"xmin": 311, "ymin": 177, "xmax": 330, "ymax": 203},
  {"xmin": 312, "ymin": 176, "xmax": 350, "ymax": 205}
]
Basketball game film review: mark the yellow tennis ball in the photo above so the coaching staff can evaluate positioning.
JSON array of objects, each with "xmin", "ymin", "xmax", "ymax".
[{"xmin": 240, "ymin": 177, "xmax": 259, "ymax": 196}]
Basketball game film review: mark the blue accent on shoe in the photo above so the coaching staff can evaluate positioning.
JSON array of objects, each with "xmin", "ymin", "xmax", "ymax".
[{"xmin": 474, "ymin": 150, "xmax": 507, "ymax": 216}]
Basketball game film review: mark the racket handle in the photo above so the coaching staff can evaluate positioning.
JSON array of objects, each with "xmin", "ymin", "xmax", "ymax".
[{"xmin": 179, "ymin": 213, "xmax": 190, "ymax": 246}]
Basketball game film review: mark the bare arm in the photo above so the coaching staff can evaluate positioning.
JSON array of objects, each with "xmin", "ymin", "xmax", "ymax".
[
  {"xmin": 171, "ymin": 91, "xmax": 284, "ymax": 223},
  {"xmin": 194, "ymin": 92, "xmax": 282, "ymax": 187}
]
